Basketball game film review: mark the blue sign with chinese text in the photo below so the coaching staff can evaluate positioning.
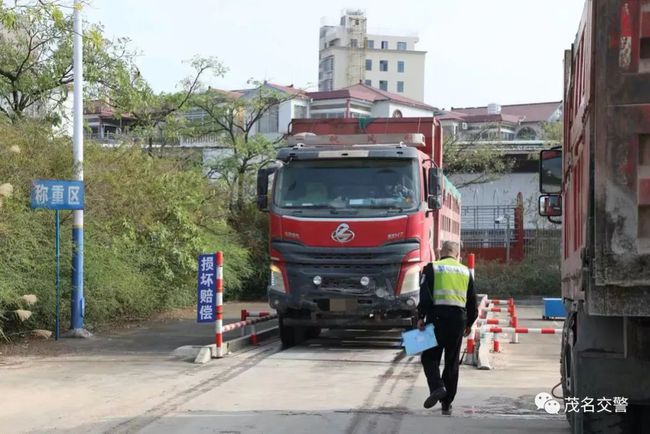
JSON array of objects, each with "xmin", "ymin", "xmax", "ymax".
[
  {"xmin": 197, "ymin": 254, "xmax": 216, "ymax": 323},
  {"xmin": 30, "ymin": 179, "xmax": 84, "ymax": 210}
]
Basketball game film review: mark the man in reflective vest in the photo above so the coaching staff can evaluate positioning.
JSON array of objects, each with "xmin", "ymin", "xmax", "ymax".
[{"xmin": 417, "ymin": 240, "xmax": 477, "ymax": 415}]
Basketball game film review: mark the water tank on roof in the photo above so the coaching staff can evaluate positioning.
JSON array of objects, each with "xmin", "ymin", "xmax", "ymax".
[{"xmin": 487, "ymin": 103, "xmax": 501, "ymax": 115}]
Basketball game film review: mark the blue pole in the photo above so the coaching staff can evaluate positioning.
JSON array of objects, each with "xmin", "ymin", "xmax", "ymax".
[
  {"xmin": 70, "ymin": 1, "xmax": 86, "ymax": 335},
  {"xmin": 55, "ymin": 210, "xmax": 60, "ymax": 340},
  {"xmin": 71, "ymin": 221, "xmax": 83, "ymax": 329}
]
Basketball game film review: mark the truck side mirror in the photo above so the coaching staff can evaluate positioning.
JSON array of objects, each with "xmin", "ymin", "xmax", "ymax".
[
  {"xmin": 256, "ymin": 163, "xmax": 281, "ymax": 211},
  {"xmin": 427, "ymin": 168, "xmax": 443, "ymax": 210},
  {"xmin": 540, "ymin": 149, "xmax": 562, "ymax": 194},
  {"xmin": 539, "ymin": 194, "xmax": 562, "ymax": 217}
]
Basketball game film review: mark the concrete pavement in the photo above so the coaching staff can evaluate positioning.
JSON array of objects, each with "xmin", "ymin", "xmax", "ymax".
[{"xmin": 0, "ymin": 303, "xmax": 571, "ymax": 434}]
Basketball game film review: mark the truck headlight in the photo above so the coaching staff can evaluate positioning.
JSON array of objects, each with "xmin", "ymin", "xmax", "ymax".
[
  {"xmin": 270, "ymin": 264, "xmax": 286, "ymax": 293},
  {"xmin": 399, "ymin": 265, "xmax": 420, "ymax": 295}
]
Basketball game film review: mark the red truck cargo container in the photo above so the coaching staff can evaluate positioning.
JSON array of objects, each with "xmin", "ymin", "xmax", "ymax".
[{"xmin": 539, "ymin": 1, "xmax": 650, "ymax": 432}]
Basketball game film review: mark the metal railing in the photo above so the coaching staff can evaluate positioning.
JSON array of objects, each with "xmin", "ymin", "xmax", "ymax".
[
  {"xmin": 523, "ymin": 229, "xmax": 561, "ymax": 257},
  {"xmin": 461, "ymin": 205, "xmax": 517, "ymax": 249}
]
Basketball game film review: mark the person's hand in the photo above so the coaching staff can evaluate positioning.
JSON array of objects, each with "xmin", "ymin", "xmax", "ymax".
[
  {"xmin": 463, "ymin": 326, "xmax": 472, "ymax": 337},
  {"xmin": 417, "ymin": 319, "xmax": 426, "ymax": 331}
]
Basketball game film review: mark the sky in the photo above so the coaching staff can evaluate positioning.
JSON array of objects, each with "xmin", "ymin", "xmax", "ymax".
[{"xmin": 84, "ymin": 0, "xmax": 585, "ymax": 109}]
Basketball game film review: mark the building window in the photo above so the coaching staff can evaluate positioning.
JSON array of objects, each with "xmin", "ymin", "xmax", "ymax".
[
  {"xmin": 294, "ymin": 105, "xmax": 307, "ymax": 119},
  {"xmin": 364, "ymin": 79, "xmax": 372, "ymax": 86},
  {"xmin": 367, "ymin": 39, "xmax": 374, "ymax": 49},
  {"xmin": 379, "ymin": 80, "xmax": 388, "ymax": 91},
  {"xmin": 397, "ymin": 41, "xmax": 407, "ymax": 50},
  {"xmin": 397, "ymin": 81, "xmax": 404, "ymax": 93},
  {"xmin": 397, "ymin": 61, "xmax": 405, "ymax": 73},
  {"xmin": 365, "ymin": 59, "xmax": 372, "ymax": 71},
  {"xmin": 258, "ymin": 105, "xmax": 279, "ymax": 134},
  {"xmin": 381, "ymin": 40, "xmax": 388, "ymax": 49},
  {"xmin": 516, "ymin": 126, "xmax": 537, "ymax": 140},
  {"xmin": 379, "ymin": 60, "xmax": 388, "ymax": 71},
  {"xmin": 321, "ymin": 56, "xmax": 334, "ymax": 73},
  {"xmin": 350, "ymin": 38, "xmax": 358, "ymax": 48}
]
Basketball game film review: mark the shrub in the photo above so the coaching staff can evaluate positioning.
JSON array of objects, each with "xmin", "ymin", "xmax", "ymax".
[
  {"xmin": 473, "ymin": 254, "xmax": 561, "ymax": 298},
  {"xmin": 0, "ymin": 121, "xmax": 251, "ymax": 337}
]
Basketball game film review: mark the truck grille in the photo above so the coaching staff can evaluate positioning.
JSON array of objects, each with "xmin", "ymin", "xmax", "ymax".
[{"xmin": 307, "ymin": 252, "xmax": 375, "ymax": 261}]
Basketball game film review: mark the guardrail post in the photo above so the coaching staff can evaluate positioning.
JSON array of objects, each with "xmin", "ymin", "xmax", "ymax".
[
  {"xmin": 510, "ymin": 311, "xmax": 519, "ymax": 343},
  {"xmin": 467, "ymin": 253, "xmax": 475, "ymax": 280},
  {"xmin": 215, "ymin": 251, "xmax": 224, "ymax": 358}
]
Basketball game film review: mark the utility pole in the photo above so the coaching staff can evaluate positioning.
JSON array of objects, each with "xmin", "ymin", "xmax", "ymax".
[{"xmin": 68, "ymin": 0, "xmax": 90, "ymax": 337}]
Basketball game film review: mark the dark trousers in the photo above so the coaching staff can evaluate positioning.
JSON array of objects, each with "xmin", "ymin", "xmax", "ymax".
[{"xmin": 420, "ymin": 315, "xmax": 465, "ymax": 404}]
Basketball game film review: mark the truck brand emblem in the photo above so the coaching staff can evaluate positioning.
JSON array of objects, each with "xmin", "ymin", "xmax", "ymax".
[{"xmin": 331, "ymin": 223, "xmax": 355, "ymax": 243}]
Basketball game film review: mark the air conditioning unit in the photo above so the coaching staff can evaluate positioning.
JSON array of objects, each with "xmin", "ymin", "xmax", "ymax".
[{"xmin": 461, "ymin": 122, "xmax": 468, "ymax": 130}]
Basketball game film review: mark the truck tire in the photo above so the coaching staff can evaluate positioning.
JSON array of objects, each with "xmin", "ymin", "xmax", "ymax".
[
  {"xmin": 306, "ymin": 327, "xmax": 321, "ymax": 339},
  {"xmin": 562, "ymin": 316, "xmax": 629, "ymax": 434},
  {"xmin": 279, "ymin": 315, "xmax": 296, "ymax": 348},
  {"xmin": 580, "ymin": 413, "xmax": 628, "ymax": 434},
  {"xmin": 279, "ymin": 315, "xmax": 307, "ymax": 349}
]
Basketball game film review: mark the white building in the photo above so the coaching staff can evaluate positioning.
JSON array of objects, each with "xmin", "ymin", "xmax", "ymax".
[{"xmin": 318, "ymin": 9, "xmax": 426, "ymax": 102}]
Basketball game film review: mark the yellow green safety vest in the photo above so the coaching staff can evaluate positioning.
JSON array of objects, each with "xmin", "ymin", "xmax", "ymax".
[{"xmin": 431, "ymin": 257, "xmax": 470, "ymax": 308}]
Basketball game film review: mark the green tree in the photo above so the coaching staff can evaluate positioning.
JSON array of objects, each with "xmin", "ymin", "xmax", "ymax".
[
  {"xmin": 189, "ymin": 82, "xmax": 297, "ymax": 212},
  {"xmin": 442, "ymin": 127, "xmax": 514, "ymax": 188},
  {"xmin": 98, "ymin": 56, "xmax": 227, "ymax": 154},
  {"xmin": 540, "ymin": 121, "xmax": 563, "ymax": 147},
  {"xmin": 0, "ymin": 1, "xmax": 131, "ymax": 123}
]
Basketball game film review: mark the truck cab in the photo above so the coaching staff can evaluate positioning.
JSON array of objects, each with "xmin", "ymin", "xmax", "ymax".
[{"xmin": 257, "ymin": 118, "xmax": 461, "ymax": 347}]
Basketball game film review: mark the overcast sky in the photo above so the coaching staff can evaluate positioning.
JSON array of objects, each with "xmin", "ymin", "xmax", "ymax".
[{"xmin": 84, "ymin": 0, "xmax": 585, "ymax": 109}]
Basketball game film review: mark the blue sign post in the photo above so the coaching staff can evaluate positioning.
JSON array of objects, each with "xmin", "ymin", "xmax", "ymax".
[
  {"xmin": 31, "ymin": 179, "xmax": 85, "ymax": 340},
  {"xmin": 197, "ymin": 254, "xmax": 217, "ymax": 323}
]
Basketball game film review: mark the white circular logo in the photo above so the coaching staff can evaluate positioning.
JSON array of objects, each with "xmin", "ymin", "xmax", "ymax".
[{"xmin": 331, "ymin": 223, "xmax": 355, "ymax": 243}]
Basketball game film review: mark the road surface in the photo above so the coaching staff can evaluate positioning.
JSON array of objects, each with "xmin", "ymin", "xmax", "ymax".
[{"xmin": 0, "ymin": 303, "xmax": 571, "ymax": 433}]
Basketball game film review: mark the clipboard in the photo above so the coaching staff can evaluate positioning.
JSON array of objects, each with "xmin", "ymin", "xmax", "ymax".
[{"xmin": 401, "ymin": 324, "xmax": 437, "ymax": 356}]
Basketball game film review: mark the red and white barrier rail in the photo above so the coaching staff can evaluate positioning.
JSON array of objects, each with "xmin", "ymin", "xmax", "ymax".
[
  {"xmin": 240, "ymin": 309, "xmax": 271, "ymax": 321},
  {"xmin": 480, "ymin": 306, "xmax": 515, "ymax": 314},
  {"xmin": 488, "ymin": 299, "xmax": 514, "ymax": 307},
  {"xmin": 221, "ymin": 311, "xmax": 279, "ymax": 346},
  {"xmin": 482, "ymin": 326, "xmax": 563, "ymax": 335},
  {"xmin": 477, "ymin": 318, "xmax": 513, "ymax": 326}
]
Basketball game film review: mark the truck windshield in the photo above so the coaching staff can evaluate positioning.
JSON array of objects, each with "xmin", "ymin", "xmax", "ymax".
[{"xmin": 274, "ymin": 159, "xmax": 420, "ymax": 214}]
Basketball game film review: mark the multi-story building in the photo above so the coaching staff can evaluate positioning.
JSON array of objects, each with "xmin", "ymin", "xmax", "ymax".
[{"xmin": 318, "ymin": 9, "xmax": 426, "ymax": 102}]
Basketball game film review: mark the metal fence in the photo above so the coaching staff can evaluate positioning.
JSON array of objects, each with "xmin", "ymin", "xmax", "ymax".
[
  {"xmin": 461, "ymin": 205, "xmax": 518, "ymax": 248},
  {"xmin": 524, "ymin": 229, "xmax": 561, "ymax": 257}
]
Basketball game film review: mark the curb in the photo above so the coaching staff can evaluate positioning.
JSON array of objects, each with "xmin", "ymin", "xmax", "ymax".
[
  {"xmin": 171, "ymin": 326, "xmax": 279, "ymax": 364},
  {"xmin": 220, "ymin": 326, "xmax": 279, "ymax": 355}
]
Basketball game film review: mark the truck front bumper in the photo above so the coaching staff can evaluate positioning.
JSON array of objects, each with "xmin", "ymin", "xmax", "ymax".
[{"xmin": 268, "ymin": 287, "xmax": 419, "ymax": 328}]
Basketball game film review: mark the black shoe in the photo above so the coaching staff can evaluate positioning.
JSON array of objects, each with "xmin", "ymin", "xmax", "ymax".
[
  {"xmin": 423, "ymin": 387, "xmax": 447, "ymax": 409},
  {"xmin": 441, "ymin": 402, "xmax": 452, "ymax": 416},
  {"xmin": 423, "ymin": 395, "xmax": 438, "ymax": 409}
]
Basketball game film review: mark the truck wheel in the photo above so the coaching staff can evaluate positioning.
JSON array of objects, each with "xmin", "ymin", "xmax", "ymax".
[
  {"xmin": 582, "ymin": 413, "xmax": 628, "ymax": 434},
  {"xmin": 279, "ymin": 315, "xmax": 296, "ymax": 349},
  {"xmin": 561, "ymin": 342, "xmax": 576, "ymax": 428},
  {"xmin": 562, "ymin": 318, "xmax": 629, "ymax": 434},
  {"xmin": 306, "ymin": 327, "xmax": 321, "ymax": 339}
]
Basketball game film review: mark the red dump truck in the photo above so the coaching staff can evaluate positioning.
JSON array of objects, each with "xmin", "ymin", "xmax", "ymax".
[
  {"xmin": 257, "ymin": 117, "xmax": 461, "ymax": 347},
  {"xmin": 539, "ymin": 1, "xmax": 650, "ymax": 432}
]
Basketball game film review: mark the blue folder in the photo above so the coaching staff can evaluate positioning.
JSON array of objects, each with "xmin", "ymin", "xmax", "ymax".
[{"xmin": 402, "ymin": 324, "xmax": 437, "ymax": 356}]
